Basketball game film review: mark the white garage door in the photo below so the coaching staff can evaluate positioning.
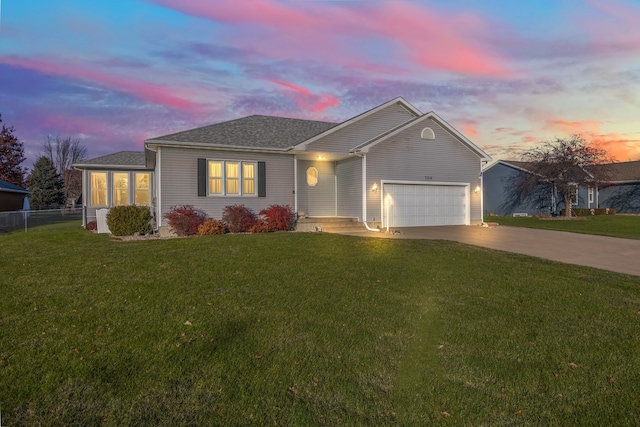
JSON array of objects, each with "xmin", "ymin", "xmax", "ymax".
[{"xmin": 383, "ymin": 183, "xmax": 467, "ymax": 227}]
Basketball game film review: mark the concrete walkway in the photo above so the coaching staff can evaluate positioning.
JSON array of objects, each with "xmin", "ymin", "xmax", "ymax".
[{"xmin": 341, "ymin": 225, "xmax": 640, "ymax": 277}]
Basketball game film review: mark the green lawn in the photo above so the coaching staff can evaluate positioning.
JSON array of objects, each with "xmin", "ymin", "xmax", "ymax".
[
  {"xmin": 485, "ymin": 214, "xmax": 640, "ymax": 239},
  {"xmin": 2, "ymin": 222, "xmax": 640, "ymax": 425}
]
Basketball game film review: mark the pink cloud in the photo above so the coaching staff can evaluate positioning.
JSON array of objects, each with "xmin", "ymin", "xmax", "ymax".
[
  {"xmin": 151, "ymin": 0, "xmax": 510, "ymax": 77},
  {"xmin": 0, "ymin": 56, "xmax": 198, "ymax": 110},
  {"xmin": 363, "ymin": 1, "xmax": 508, "ymax": 76},
  {"xmin": 271, "ymin": 80, "xmax": 339, "ymax": 113},
  {"xmin": 545, "ymin": 119, "xmax": 601, "ymax": 135},
  {"xmin": 586, "ymin": 0, "xmax": 640, "ymax": 54},
  {"xmin": 462, "ymin": 123, "xmax": 478, "ymax": 139},
  {"xmin": 544, "ymin": 119, "xmax": 640, "ymax": 161}
]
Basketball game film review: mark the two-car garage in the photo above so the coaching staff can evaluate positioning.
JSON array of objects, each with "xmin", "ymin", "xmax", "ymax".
[{"xmin": 382, "ymin": 182, "xmax": 469, "ymax": 227}]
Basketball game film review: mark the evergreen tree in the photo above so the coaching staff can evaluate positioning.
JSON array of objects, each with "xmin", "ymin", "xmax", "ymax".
[
  {"xmin": 0, "ymin": 114, "xmax": 27, "ymax": 186},
  {"xmin": 26, "ymin": 156, "xmax": 65, "ymax": 208}
]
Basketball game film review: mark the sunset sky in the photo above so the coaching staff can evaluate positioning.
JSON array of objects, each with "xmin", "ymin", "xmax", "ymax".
[{"xmin": 1, "ymin": 0, "xmax": 639, "ymax": 168}]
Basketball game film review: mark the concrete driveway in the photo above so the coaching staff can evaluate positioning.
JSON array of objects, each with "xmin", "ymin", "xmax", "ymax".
[{"xmin": 343, "ymin": 225, "xmax": 640, "ymax": 277}]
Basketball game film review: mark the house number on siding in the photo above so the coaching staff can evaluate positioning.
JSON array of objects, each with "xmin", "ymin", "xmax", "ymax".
[{"xmin": 424, "ymin": 176, "xmax": 433, "ymax": 180}]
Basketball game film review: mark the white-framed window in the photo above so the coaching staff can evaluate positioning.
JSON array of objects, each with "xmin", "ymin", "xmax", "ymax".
[
  {"xmin": 588, "ymin": 187, "xmax": 594, "ymax": 205},
  {"xmin": 570, "ymin": 184, "xmax": 578, "ymax": 206},
  {"xmin": 90, "ymin": 172, "xmax": 107, "ymax": 207},
  {"xmin": 207, "ymin": 160, "xmax": 256, "ymax": 196},
  {"xmin": 135, "ymin": 173, "xmax": 151, "ymax": 205},
  {"xmin": 113, "ymin": 173, "xmax": 129, "ymax": 206}
]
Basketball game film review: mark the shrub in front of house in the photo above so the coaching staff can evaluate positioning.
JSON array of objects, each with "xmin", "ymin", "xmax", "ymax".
[
  {"xmin": 259, "ymin": 204, "xmax": 296, "ymax": 231},
  {"xmin": 164, "ymin": 205, "xmax": 208, "ymax": 236},
  {"xmin": 85, "ymin": 220, "xmax": 98, "ymax": 231},
  {"xmin": 222, "ymin": 204, "xmax": 257, "ymax": 233},
  {"xmin": 248, "ymin": 218, "xmax": 270, "ymax": 233},
  {"xmin": 106, "ymin": 205, "xmax": 153, "ymax": 236},
  {"xmin": 197, "ymin": 218, "xmax": 227, "ymax": 236},
  {"xmin": 560, "ymin": 207, "xmax": 616, "ymax": 216}
]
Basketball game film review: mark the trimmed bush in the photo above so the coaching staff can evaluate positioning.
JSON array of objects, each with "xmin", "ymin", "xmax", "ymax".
[
  {"xmin": 248, "ymin": 218, "xmax": 270, "ymax": 233},
  {"xmin": 259, "ymin": 204, "xmax": 296, "ymax": 231},
  {"xmin": 222, "ymin": 204, "xmax": 257, "ymax": 233},
  {"xmin": 85, "ymin": 221, "xmax": 97, "ymax": 231},
  {"xmin": 106, "ymin": 205, "xmax": 153, "ymax": 236},
  {"xmin": 198, "ymin": 218, "xmax": 227, "ymax": 236},
  {"xmin": 164, "ymin": 205, "xmax": 208, "ymax": 236},
  {"xmin": 560, "ymin": 207, "xmax": 616, "ymax": 216}
]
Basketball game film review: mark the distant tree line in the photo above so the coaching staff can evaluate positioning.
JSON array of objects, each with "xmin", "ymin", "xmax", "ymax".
[{"xmin": 0, "ymin": 113, "xmax": 88, "ymax": 209}]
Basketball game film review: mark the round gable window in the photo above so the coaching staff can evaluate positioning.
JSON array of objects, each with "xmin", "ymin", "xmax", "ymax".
[{"xmin": 307, "ymin": 167, "xmax": 318, "ymax": 186}]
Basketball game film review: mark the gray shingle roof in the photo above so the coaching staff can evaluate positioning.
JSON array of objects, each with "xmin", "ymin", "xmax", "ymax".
[
  {"xmin": 75, "ymin": 151, "xmax": 146, "ymax": 167},
  {"xmin": 498, "ymin": 159, "xmax": 640, "ymax": 182},
  {"xmin": 590, "ymin": 160, "xmax": 640, "ymax": 182},
  {"xmin": 146, "ymin": 115, "xmax": 338, "ymax": 149},
  {"xmin": 0, "ymin": 178, "xmax": 29, "ymax": 193}
]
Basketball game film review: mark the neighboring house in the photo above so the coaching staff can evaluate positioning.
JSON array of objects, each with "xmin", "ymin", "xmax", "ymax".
[
  {"xmin": 0, "ymin": 179, "xmax": 30, "ymax": 212},
  {"xmin": 74, "ymin": 97, "xmax": 492, "ymax": 231},
  {"xmin": 597, "ymin": 160, "xmax": 640, "ymax": 213},
  {"xmin": 483, "ymin": 159, "xmax": 640, "ymax": 216}
]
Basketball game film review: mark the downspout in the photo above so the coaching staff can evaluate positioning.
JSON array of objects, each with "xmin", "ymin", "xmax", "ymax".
[
  {"xmin": 156, "ymin": 147, "xmax": 162, "ymax": 230},
  {"xmin": 480, "ymin": 160, "xmax": 486, "ymax": 225},
  {"xmin": 355, "ymin": 151, "xmax": 379, "ymax": 232},
  {"xmin": 76, "ymin": 167, "xmax": 87, "ymax": 227},
  {"xmin": 293, "ymin": 156, "xmax": 298, "ymax": 213}
]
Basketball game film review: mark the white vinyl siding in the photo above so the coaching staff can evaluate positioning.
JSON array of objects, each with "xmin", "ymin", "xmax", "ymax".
[
  {"xmin": 366, "ymin": 117, "xmax": 482, "ymax": 224},
  {"xmin": 305, "ymin": 102, "xmax": 416, "ymax": 153},
  {"xmin": 336, "ymin": 156, "xmax": 362, "ymax": 218},
  {"xmin": 159, "ymin": 147, "xmax": 293, "ymax": 222},
  {"xmin": 296, "ymin": 160, "xmax": 336, "ymax": 217}
]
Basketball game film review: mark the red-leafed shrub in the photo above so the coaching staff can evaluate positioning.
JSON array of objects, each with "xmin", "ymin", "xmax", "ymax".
[
  {"xmin": 198, "ymin": 218, "xmax": 227, "ymax": 236},
  {"xmin": 259, "ymin": 204, "xmax": 296, "ymax": 231},
  {"xmin": 222, "ymin": 204, "xmax": 257, "ymax": 233},
  {"xmin": 164, "ymin": 205, "xmax": 208, "ymax": 236},
  {"xmin": 85, "ymin": 220, "xmax": 97, "ymax": 231},
  {"xmin": 248, "ymin": 218, "xmax": 270, "ymax": 233}
]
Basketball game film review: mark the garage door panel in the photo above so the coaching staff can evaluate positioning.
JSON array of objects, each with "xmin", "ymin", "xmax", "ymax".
[{"xmin": 385, "ymin": 183, "xmax": 467, "ymax": 227}]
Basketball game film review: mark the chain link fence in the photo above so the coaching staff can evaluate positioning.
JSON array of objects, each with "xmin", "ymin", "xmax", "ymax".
[{"xmin": 0, "ymin": 208, "xmax": 83, "ymax": 233}]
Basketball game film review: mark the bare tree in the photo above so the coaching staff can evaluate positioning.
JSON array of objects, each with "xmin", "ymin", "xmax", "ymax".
[
  {"xmin": 499, "ymin": 168, "xmax": 556, "ymax": 215},
  {"xmin": 42, "ymin": 135, "xmax": 88, "ymax": 204},
  {"xmin": 514, "ymin": 135, "xmax": 614, "ymax": 217}
]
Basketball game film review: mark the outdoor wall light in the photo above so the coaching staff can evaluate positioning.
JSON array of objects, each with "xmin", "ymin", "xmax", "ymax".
[
  {"xmin": 371, "ymin": 183, "xmax": 379, "ymax": 193},
  {"xmin": 474, "ymin": 185, "xmax": 481, "ymax": 193}
]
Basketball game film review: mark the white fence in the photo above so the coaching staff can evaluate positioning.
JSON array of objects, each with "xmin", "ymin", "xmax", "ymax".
[{"xmin": 0, "ymin": 208, "xmax": 82, "ymax": 233}]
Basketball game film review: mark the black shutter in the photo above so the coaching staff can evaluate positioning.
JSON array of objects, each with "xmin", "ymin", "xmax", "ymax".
[
  {"xmin": 258, "ymin": 161, "xmax": 266, "ymax": 197},
  {"xmin": 197, "ymin": 158, "xmax": 207, "ymax": 196}
]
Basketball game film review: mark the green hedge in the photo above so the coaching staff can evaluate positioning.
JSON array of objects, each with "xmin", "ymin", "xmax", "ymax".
[
  {"xmin": 560, "ymin": 207, "xmax": 616, "ymax": 216},
  {"xmin": 107, "ymin": 205, "xmax": 154, "ymax": 236}
]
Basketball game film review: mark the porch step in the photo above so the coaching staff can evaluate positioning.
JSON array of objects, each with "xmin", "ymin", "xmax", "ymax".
[{"xmin": 296, "ymin": 217, "xmax": 366, "ymax": 233}]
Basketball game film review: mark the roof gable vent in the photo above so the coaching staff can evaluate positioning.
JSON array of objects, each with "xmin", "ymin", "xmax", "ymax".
[{"xmin": 421, "ymin": 127, "xmax": 435, "ymax": 140}]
